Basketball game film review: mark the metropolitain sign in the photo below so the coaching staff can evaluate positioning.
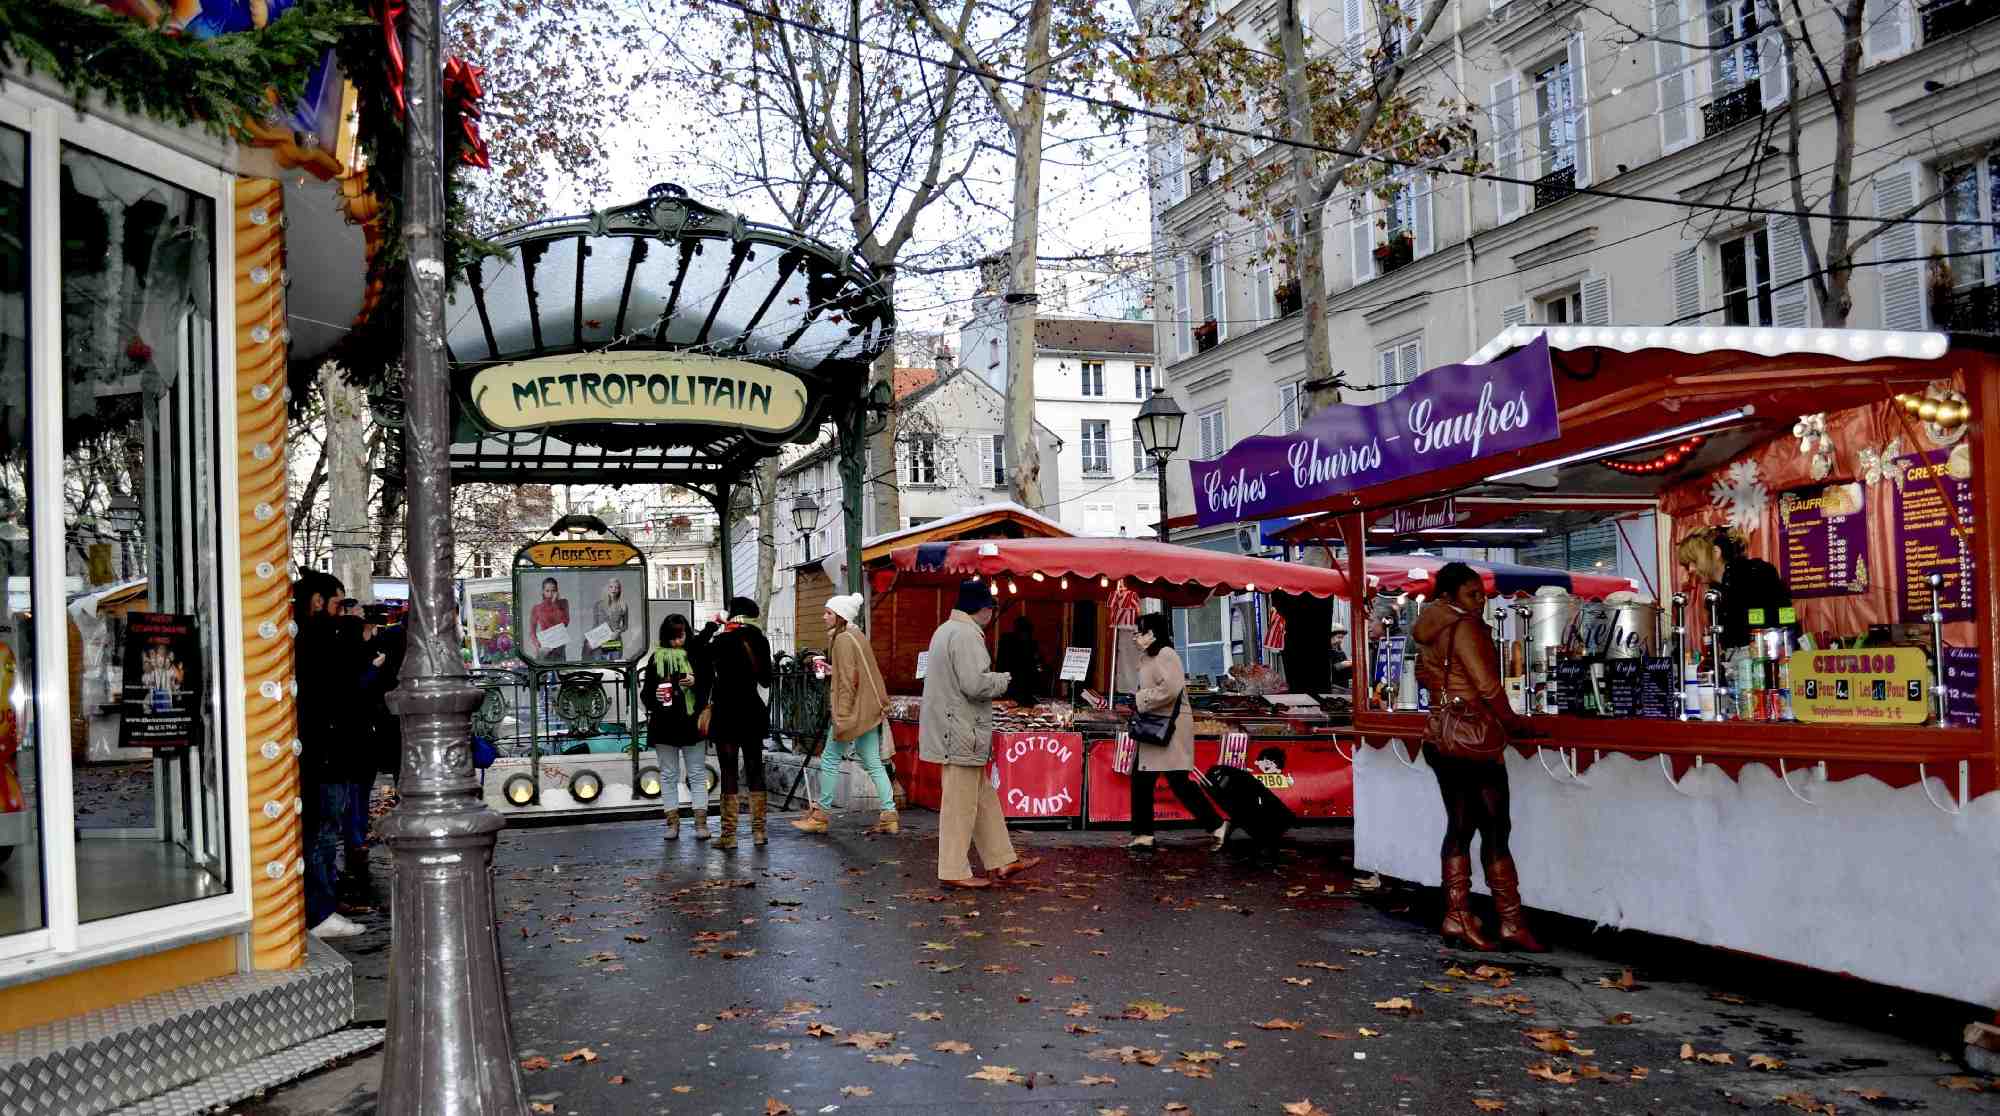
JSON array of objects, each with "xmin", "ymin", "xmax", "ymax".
[{"xmin": 469, "ymin": 353, "xmax": 810, "ymax": 434}]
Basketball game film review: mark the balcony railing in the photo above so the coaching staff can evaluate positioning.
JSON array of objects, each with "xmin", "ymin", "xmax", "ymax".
[
  {"xmin": 1533, "ymin": 165, "xmax": 1577, "ymax": 209},
  {"xmin": 1921, "ymin": 0, "xmax": 2000, "ymax": 41},
  {"xmin": 1703, "ymin": 78, "xmax": 1763, "ymax": 138},
  {"xmin": 1373, "ymin": 234, "xmax": 1414, "ymax": 275},
  {"xmin": 1933, "ymin": 281, "xmax": 2000, "ymax": 334}
]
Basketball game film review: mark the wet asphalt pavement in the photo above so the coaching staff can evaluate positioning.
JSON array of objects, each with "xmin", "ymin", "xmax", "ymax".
[{"xmin": 243, "ymin": 808, "xmax": 1998, "ymax": 1115}]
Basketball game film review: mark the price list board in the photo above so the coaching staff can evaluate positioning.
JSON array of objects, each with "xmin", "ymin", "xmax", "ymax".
[
  {"xmin": 1637, "ymin": 657, "xmax": 1680, "ymax": 719},
  {"xmin": 1778, "ymin": 484, "xmax": 1867, "ymax": 597},
  {"xmin": 1602, "ymin": 659, "xmax": 1642, "ymax": 718},
  {"xmin": 1892, "ymin": 450, "xmax": 1976, "ymax": 623}
]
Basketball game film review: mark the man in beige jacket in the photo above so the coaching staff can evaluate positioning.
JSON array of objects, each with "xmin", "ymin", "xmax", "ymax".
[{"xmin": 918, "ymin": 580, "xmax": 1042, "ymax": 888}]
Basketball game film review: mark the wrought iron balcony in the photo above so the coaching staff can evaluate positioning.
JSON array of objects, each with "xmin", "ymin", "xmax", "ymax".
[
  {"xmin": 1372, "ymin": 233, "xmax": 1414, "ymax": 275},
  {"xmin": 1533, "ymin": 165, "xmax": 1577, "ymax": 209},
  {"xmin": 1921, "ymin": 0, "xmax": 2000, "ymax": 42},
  {"xmin": 1932, "ymin": 281, "xmax": 2000, "ymax": 334},
  {"xmin": 1703, "ymin": 79, "xmax": 1763, "ymax": 138}
]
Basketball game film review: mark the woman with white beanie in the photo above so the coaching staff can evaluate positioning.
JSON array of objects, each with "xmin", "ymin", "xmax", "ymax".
[{"xmin": 793, "ymin": 592, "xmax": 899, "ymax": 835}]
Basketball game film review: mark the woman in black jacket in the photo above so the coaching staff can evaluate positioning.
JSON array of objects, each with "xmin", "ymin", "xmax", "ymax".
[
  {"xmin": 699, "ymin": 597, "xmax": 774, "ymax": 848},
  {"xmin": 640, "ymin": 614, "xmax": 708, "ymax": 840}
]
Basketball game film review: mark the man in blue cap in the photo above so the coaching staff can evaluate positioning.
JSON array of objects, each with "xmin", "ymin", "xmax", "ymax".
[{"xmin": 918, "ymin": 578, "xmax": 1043, "ymax": 888}]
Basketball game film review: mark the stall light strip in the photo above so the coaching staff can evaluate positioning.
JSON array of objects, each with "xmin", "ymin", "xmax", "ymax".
[
  {"xmin": 1482, "ymin": 407, "xmax": 1755, "ymax": 483},
  {"xmin": 1464, "ymin": 325, "xmax": 1951, "ymax": 366}
]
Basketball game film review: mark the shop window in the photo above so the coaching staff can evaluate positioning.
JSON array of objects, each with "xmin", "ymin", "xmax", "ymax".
[
  {"xmin": 0, "ymin": 122, "xmax": 42, "ymax": 939},
  {"xmin": 1719, "ymin": 226, "xmax": 1775, "ymax": 326},
  {"xmin": 59, "ymin": 143, "xmax": 230, "ymax": 924}
]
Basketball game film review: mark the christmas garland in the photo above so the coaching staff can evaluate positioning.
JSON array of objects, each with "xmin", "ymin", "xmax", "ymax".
[{"xmin": 0, "ymin": 0, "xmax": 369, "ymax": 141}]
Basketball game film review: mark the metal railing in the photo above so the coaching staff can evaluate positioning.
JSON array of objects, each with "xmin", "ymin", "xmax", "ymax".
[
  {"xmin": 1934, "ymin": 280, "xmax": 2000, "ymax": 334},
  {"xmin": 1534, "ymin": 165, "xmax": 1578, "ymax": 209},
  {"xmin": 1703, "ymin": 79, "xmax": 1763, "ymax": 139},
  {"xmin": 1921, "ymin": 0, "xmax": 2000, "ymax": 41},
  {"xmin": 768, "ymin": 651, "xmax": 832, "ymax": 752}
]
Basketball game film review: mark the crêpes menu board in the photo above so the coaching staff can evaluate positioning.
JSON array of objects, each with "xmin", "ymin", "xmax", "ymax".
[
  {"xmin": 1603, "ymin": 658, "xmax": 1642, "ymax": 718},
  {"xmin": 1638, "ymin": 657, "xmax": 1679, "ymax": 719},
  {"xmin": 1892, "ymin": 449, "xmax": 1975, "ymax": 623},
  {"xmin": 1778, "ymin": 483, "xmax": 1867, "ymax": 597}
]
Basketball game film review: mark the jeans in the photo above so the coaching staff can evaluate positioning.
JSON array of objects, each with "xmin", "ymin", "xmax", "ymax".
[
  {"xmin": 817, "ymin": 725, "xmax": 895, "ymax": 812},
  {"xmin": 343, "ymin": 780, "xmax": 372, "ymax": 855},
  {"xmin": 304, "ymin": 781, "xmax": 350, "ymax": 926},
  {"xmin": 660, "ymin": 743, "xmax": 708, "ymax": 815},
  {"xmin": 1129, "ymin": 769, "xmax": 1221, "ymax": 836}
]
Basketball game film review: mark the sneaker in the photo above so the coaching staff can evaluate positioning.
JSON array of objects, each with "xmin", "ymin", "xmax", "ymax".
[{"xmin": 310, "ymin": 913, "xmax": 365, "ymax": 939}]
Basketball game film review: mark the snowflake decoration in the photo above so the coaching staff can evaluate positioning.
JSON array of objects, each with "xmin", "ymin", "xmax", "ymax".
[
  {"xmin": 1709, "ymin": 459, "xmax": 1768, "ymax": 535},
  {"xmin": 1858, "ymin": 437, "xmax": 1905, "ymax": 489},
  {"xmin": 1792, "ymin": 413, "xmax": 1834, "ymax": 480}
]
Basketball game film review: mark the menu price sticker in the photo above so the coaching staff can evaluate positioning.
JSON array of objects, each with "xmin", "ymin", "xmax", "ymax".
[
  {"xmin": 1943, "ymin": 645, "xmax": 1980, "ymax": 728},
  {"xmin": 1892, "ymin": 449, "xmax": 1976, "ymax": 623},
  {"xmin": 1059, "ymin": 647, "xmax": 1092, "ymax": 682},
  {"xmin": 1603, "ymin": 659, "xmax": 1642, "ymax": 718},
  {"xmin": 1778, "ymin": 484, "xmax": 1868, "ymax": 598},
  {"xmin": 1637, "ymin": 656, "xmax": 1680, "ymax": 719}
]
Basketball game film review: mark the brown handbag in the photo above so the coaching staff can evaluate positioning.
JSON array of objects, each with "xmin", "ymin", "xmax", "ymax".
[{"xmin": 1422, "ymin": 616, "xmax": 1508, "ymax": 762}]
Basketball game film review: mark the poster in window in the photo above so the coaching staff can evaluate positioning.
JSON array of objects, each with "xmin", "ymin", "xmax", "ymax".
[{"xmin": 119, "ymin": 612, "xmax": 200, "ymax": 749}]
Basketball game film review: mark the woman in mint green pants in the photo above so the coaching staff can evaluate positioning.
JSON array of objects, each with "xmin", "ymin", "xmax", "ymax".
[{"xmin": 794, "ymin": 595, "xmax": 898, "ymax": 834}]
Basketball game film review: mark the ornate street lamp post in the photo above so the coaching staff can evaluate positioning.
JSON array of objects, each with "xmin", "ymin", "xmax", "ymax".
[
  {"xmin": 792, "ymin": 491, "xmax": 821, "ymax": 561},
  {"xmin": 378, "ymin": 1, "xmax": 527, "ymax": 1110},
  {"xmin": 1133, "ymin": 388, "xmax": 1186, "ymax": 544}
]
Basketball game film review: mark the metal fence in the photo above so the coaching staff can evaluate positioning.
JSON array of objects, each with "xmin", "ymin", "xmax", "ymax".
[{"xmin": 768, "ymin": 651, "xmax": 832, "ymax": 753}]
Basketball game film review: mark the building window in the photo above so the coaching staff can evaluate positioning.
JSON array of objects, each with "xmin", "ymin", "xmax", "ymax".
[
  {"xmin": 907, "ymin": 434, "xmax": 939, "ymax": 485},
  {"xmin": 661, "ymin": 563, "xmax": 706, "ymax": 601},
  {"xmin": 1196, "ymin": 405, "xmax": 1228, "ymax": 460},
  {"xmin": 1197, "ymin": 246, "xmax": 1220, "ymax": 331},
  {"xmin": 1081, "ymin": 420, "xmax": 1111, "ymax": 475},
  {"xmin": 1534, "ymin": 56, "xmax": 1577, "ymax": 177},
  {"xmin": 1708, "ymin": 0, "xmax": 1762, "ymax": 93},
  {"xmin": 1279, "ymin": 380, "xmax": 1307, "ymax": 434},
  {"xmin": 1080, "ymin": 360, "xmax": 1105, "ymax": 397},
  {"xmin": 1539, "ymin": 288, "xmax": 1584, "ymax": 324},
  {"xmin": 1133, "ymin": 430, "xmax": 1158, "ymax": 476},
  {"xmin": 1719, "ymin": 226, "xmax": 1775, "ymax": 326},
  {"xmin": 980, "ymin": 433, "xmax": 1007, "ymax": 488},
  {"xmin": 1135, "ymin": 363, "xmax": 1155, "ymax": 397},
  {"xmin": 1941, "ymin": 152, "xmax": 2000, "ymax": 291},
  {"xmin": 470, "ymin": 551, "xmax": 494, "ymax": 578},
  {"xmin": 1377, "ymin": 336, "xmax": 1424, "ymax": 398}
]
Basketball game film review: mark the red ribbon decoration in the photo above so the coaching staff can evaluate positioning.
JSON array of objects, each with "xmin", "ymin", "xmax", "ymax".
[
  {"xmin": 444, "ymin": 56, "xmax": 491, "ymax": 168},
  {"xmin": 379, "ymin": 0, "xmax": 407, "ymax": 117}
]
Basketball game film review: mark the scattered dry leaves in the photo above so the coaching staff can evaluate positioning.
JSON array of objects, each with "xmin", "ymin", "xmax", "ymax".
[
  {"xmin": 751, "ymin": 1042, "xmax": 792, "ymax": 1053},
  {"xmin": 910, "ymin": 1010, "xmax": 944, "ymax": 1021},
  {"xmin": 1471, "ymin": 1101, "xmax": 1505, "ymax": 1112},
  {"xmin": 1282, "ymin": 1101, "xmax": 1331, "ymax": 1116},
  {"xmin": 1374, "ymin": 997, "xmax": 1418, "ymax": 1013},
  {"xmin": 1066, "ymin": 1023, "xmax": 1102, "ymax": 1036},
  {"xmin": 764, "ymin": 1099, "xmax": 792, "ymax": 1116},
  {"xmin": 1775, "ymin": 1092, "xmax": 1835, "ymax": 1115},
  {"xmin": 1357, "ymin": 1027, "xmax": 1380, "ymax": 1037},
  {"xmin": 1749, "ymin": 1054, "xmax": 1787, "ymax": 1071},
  {"xmin": 967, "ymin": 1064, "xmax": 1028, "ymax": 1085},
  {"xmin": 1123, "ymin": 1000, "xmax": 1185, "ymax": 1022},
  {"xmin": 1596, "ymin": 969, "xmax": 1642, "ymax": 992},
  {"xmin": 1090, "ymin": 1046, "xmax": 1165, "ymax": 1066},
  {"xmin": 1077, "ymin": 1072, "xmax": 1118, "ymax": 1085},
  {"xmin": 1284, "ymin": 977, "xmax": 1314, "ymax": 988},
  {"xmin": 1679, "ymin": 1043, "xmax": 1733, "ymax": 1065},
  {"xmin": 1605, "ymin": 1012, "xmax": 1635, "ymax": 1025},
  {"xmin": 518, "ymin": 1056, "xmax": 551, "ymax": 1072},
  {"xmin": 1224, "ymin": 1039, "xmax": 1248, "ymax": 1050},
  {"xmin": 835, "ymin": 1031, "xmax": 897, "ymax": 1051},
  {"xmin": 868, "ymin": 1052, "xmax": 918, "ymax": 1067},
  {"xmin": 1256, "ymin": 1018, "xmax": 1303, "ymax": 1030},
  {"xmin": 805, "ymin": 1022, "xmax": 842, "ymax": 1039},
  {"xmin": 561, "ymin": 1047, "xmax": 598, "ymax": 1063},
  {"xmin": 606, "ymin": 1074, "xmax": 627, "ymax": 1085},
  {"xmin": 1937, "ymin": 1076, "xmax": 1991, "ymax": 1092},
  {"xmin": 1347, "ymin": 948, "xmax": 1380, "ymax": 957},
  {"xmin": 530, "ymin": 1105, "xmax": 554, "ymax": 1115},
  {"xmin": 840, "ymin": 1085, "xmax": 873, "ymax": 1098},
  {"xmin": 1526, "ymin": 1061, "xmax": 1578, "ymax": 1085},
  {"xmin": 933, "ymin": 1040, "xmax": 974, "ymax": 1055},
  {"xmin": 1298, "ymin": 961, "xmax": 1347, "ymax": 972},
  {"xmin": 1841, "ymin": 1086, "xmax": 1887, "ymax": 1100}
]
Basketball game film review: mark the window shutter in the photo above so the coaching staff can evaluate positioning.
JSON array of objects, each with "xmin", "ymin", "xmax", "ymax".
[
  {"xmin": 1173, "ymin": 254, "xmax": 1193, "ymax": 356},
  {"xmin": 1413, "ymin": 174, "xmax": 1435, "ymax": 257},
  {"xmin": 1159, "ymin": 128, "xmax": 1187, "ymax": 207},
  {"xmin": 1398, "ymin": 340, "xmax": 1423, "ymax": 392},
  {"xmin": 1212, "ymin": 233, "xmax": 1231, "ymax": 342},
  {"xmin": 1280, "ymin": 381, "xmax": 1301, "ymax": 434},
  {"xmin": 1765, "ymin": 216, "xmax": 1812, "ymax": 327},
  {"xmin": 1399, "ymin": 0, "xmax": 1426, "ymax": 55},
  {"xmin": 1864, "ymin": 0, "xmax": 1911, "ymax": 62},
  {"xmin": 1379, "ymin": 348, "xmax": 1401, "ymax": 395},
  {"xmin": 1253, "ymin": 223, "xmax": 1274, "ymax": 321},
  {"xmin": 1343, "ymin": 0, "xmax": 1366, "ymax": 68},
  {"xmin": 1757, "ymin": 0, "xmax": 1790, "ymax": 109},
  {"xmin": 896, "ymin": 440, "xmax": 910, "ymax": 486},
  {"xmin": 1351, "ymin": 196, "xmax": 1377, "ymax": 284},
  {"xmin": 1580, "ymin": 274, "xmax": 1612, "ymax": 325},
  {"xmin": 1671, "ymin": 245, "xmax": 1704, "ymax": 324},
  {"xmin": 1491, "ymin": 77, "xmax": 1523, "ymax": 221},
  {"xmin": 1502, "ymin": 302, "xmax": 1530, "ymax": 328},
  {"xmin": 1654, "ymin": 0, "xmax": 1694, "ymax": 153},
  {"xmin": 979, "ymin": 435, "xmax": 995, "ymax": 487},
  {"xmin": 1567, "ymin": 33, "xmax": 1592, "ymax": 188},
  {"xmin": 1873, "ymin": 163, "xmax": 1926, "ymax": 330}
]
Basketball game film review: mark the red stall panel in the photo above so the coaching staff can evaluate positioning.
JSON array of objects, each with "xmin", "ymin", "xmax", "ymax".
[{"xmin": 1084, "ymin": 736, "xmax": 1354, "ymax": 824}]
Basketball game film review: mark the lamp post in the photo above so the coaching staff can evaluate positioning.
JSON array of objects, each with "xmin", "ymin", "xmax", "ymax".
[
  {"xmin": 793, "ymin": 491, "xmax": 821, "ymax": 560},
  {"xmin": 104, "ymin": 494, "xmax": 140, "ymax": 579},
  {"xmin": 1133, "ymin": 388, "xmax": 1186, "ymax": 544}
]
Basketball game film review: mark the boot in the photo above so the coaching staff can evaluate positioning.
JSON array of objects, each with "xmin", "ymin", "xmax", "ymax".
[
  {"xmin": 717, "ymin": 794, "xmax": 738, "ymax": 849},
  {"xmin": 792, "ymin": 807, "xmax": 830, "ymax": 833},
  {"xmin": 1484, "ymin": 852, "xmax": 1548, "ymax": 952},
  {"xmin": 1440, "ymin": 853, "xmax": 1499, "ymax": 951},
  {"xmin": 750, "ymin": 792, "xmax": 768, "ymax": 846},
  {"xmin": 736, "ymin": 793, "xmax": 751, "ymax": 833},
  {"xmin": 691, "ymin": 811, "xmax": 711, "ymax": 841},
  {"xmin": 665, "ymin": 808, "xmax": 681, "ymax": 840},
  {"xmin": 864, "ymin": 810, "xmax": 899, "ymax": 835}
]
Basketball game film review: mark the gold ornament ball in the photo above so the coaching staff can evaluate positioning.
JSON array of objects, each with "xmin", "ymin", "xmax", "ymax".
[
  {"xmin": 1900, "ymin": 394, "xmax": 1925, "ymax": 414},
  {"xmin": 1937, "ymin": 401, "xmax": 1967, "ymax": 428},
  {"xmin": 1918, "ymin": 399, "xmax": 1941, "ymax": 423}
]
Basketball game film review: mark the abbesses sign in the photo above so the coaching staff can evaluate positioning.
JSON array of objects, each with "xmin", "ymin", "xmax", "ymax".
[{"xmin": 1188, "ymin": 335, "xmax": 1560, "ymax": 527}]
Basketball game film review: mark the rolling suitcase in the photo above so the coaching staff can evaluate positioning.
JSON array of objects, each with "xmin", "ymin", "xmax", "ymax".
[{"xmin": 1202, "ymin": 764, "xmax": 1295, "ymax": 847}]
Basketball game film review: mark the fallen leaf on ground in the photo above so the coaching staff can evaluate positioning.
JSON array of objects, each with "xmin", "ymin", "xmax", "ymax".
[
  {"xmin": 1123, "ymin": 1000, "xmax": 1184, "ymax": 1021},
  {"xmin": 933, "ymin": 1040, "xmax": 974, "ymax": 1054},
  {"xmin": 1181, "ymin": 1050, "xmax": 1223, "ymax": 1063},
  {"xmin": 1064, "ymin": 1001, "xmax": 1093, "ymax": 1017},
  {"xmin": 1066, "ymin": 1023, "xmax": 1101, "ymax": 1035},
  {"xmin": 1679, "ymin": 1043, "xmax": 1733, "ymax": 1065},
  {"xmin": 1605, "ymin": 1012, "xmax": 1635, "ymax": 1025},
  {"xmin": 982, "ymin": 963, "xmax": 1020, "ymax": 974},
  {"xmin": 910, "ymin": 1010, "xmax": 944, "ymax": 1021},
  {"xmin": 1749, "ymin": 1054, "xmax": 1787, "ymax": 1070},
  {"xmin": 562, "ymin": 1047, "xmax": 598, "ymax": 1063},
  {"xmin": 840, "ymin": 1085, "xmax": 873, "ymax": 1098},
  {"xmin": 1164, "ymin": 1105, "xmax": 1192, "ymax": 1114},
  {"xmin": 1051, "ymin": 974, "xmax": 1077, "ymax": 985},
  {"xmin": 1256, "ymin": 1018, "xmax": 1303, "ymax": 1030},
  {"xmin": 1423, "ymin": 982, "xmax": 1457, "ymax": 994},
  {"xmin": 518, "ymin": 1056, "xmax": 551, "ymax": 1072},
  {"xmin": 1596, "ymin": 969, "xmax": 1641, "ymax": 991},
  {"xmin": 1775, "ymin": 1092, "xmax": 1835, "ymax": 1115},
  {"xmin": 721, "ymin": 949, "xmax": 756, "ymax": 960},
  {"xmin": 868, "ymin": 1052, "xmax": 917, "ymax": 1067},
  {"xmin": 1095, "ymin": 1109, "xmax": 1130, "ymax": 1116},
  {"xmin": 780, "ymin": 1000, "xmax": 820, "ymax": 1015},
  {"xmin": 607, "ymin": 1074, "xmax": 627, "ymax": 1085},
  {"xmin": 1224, "ymin": 1040, "xmax": 1248, "ymax": 1050},
  {"xmin": 1298, "ymin": 961, "xmax": 1346, "ymax": 972},
  {"xmin": 1347, "ymin": 948, "xmax": 1380, "ymax": 957},
  {"xmin": 1357, "ymin": 1027, "xmax": 1381, "ymax": 1037},
  {"xmin": 805, "ymin": 1022, "xmax": 842, "ymax": 1039},
  {"xmin": 1841, "ymin": 1086, "xmax": 1887, "ymax": 1100},
  {"xmin": 836, "ymin": 1030, "xmax": 897, "ymax": 1051},
  {"xmin": 1525, "ymin": 1032, "xmax": 1593, "ymax": 1056},
  {"xmin": 1090, "ymin": 1046, "xmax": 1164, "ymax": 1066},
  {"xmin": 1173, "ymin": 1062, "xmax": 1214, "ymax": 1079},
  {"xmin": 1282, "ymin": 1101, "xmax": 1331, "ymax": 1116},
  {"xmin": 1374, "ymin": 997, "xmax": 1418, "ymax": 1013},
  {"xmin": 1076, "ymin": 1074, "xmax": 1117, "ymax": 1085},
  {"xmin": 1317, "ymin": 1031, "xmax": 1350, "ymax": 1041},
  {"xmin": 530, "ymin": 1105, "xmax": 554, "ymax": 1115},
  {"xmin": 1710, "ymin": 992, "xmax": 1747, "ymax": 1005},
  {"xmin": 967, "ymin": 1064, "xmax": 1028, "ymax": 1085},
  {"xmin": 765, "ymin": 1099, "xmax": 792, "ymax": 1116},
  {"xmin": 869, "ymin": 979, "xmax": 898, "ymax": 990},
  {"xmin": 671, "ymin": 1084, "xmax": 693, "ymax": 1094},
  {"xmin": 1284, "ymin": 977, "xmax": 1313, "ymax": 988},
  {"xmin": 623, "ymin": 933, "xmax": 649, "ymax": 943},
  {"xmin": 751, "ymin": 1042, "xmax": 791, "ymax": 1053},
  {"xmin": 1526, "ymin": 1061, "xmax": 1577, "ymax": 1085},
  {"xmin": 694, "ymin": 1023, "xmax": 713, "ymax": 1033},
  {"xmin": 1629, "ymin": 1067, "xmax": 1650, "ymax": 1081},
  {"xmin": 1937, "ymin": 1076, "xmax": 1990, "ymax": 1092},
  {"xmin": 1472, "ymin": 1101, "xmax": 1505, "ymax": 1112}
]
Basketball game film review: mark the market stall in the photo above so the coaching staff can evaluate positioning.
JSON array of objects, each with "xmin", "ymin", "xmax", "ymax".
[
  {"xmin": 868, "ymin": 537, "xmax": 1357, "ymax": 827},
  {"xmin": 1189, "ymin": 327, "xmax": 1999, "ymax": 1010}
]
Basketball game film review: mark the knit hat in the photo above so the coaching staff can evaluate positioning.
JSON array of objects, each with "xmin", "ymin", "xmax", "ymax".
[
  {"xmin": 726, "ymin": 595, "xmax": 760, "ymax": 620},
  {"xmin": 826, "ymin": 593, "xmax": 865, "ymax": 626},
  {"xmin": 954, "ymin": 578, "xmax": 996, "ymax": 615}
]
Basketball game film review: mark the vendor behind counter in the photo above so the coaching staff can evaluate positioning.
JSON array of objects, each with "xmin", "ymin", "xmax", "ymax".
[{"xmin": 1677, "ymin": 525, "xmax": 1800, "ymax": 650}]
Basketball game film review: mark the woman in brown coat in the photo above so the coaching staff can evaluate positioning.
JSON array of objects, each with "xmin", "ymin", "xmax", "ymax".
[
  {"xmin": 1128, "ymin": 612, "xmax": 1228, "ymax": 850},
  {"xmin": 793, "ymin": 594, "xmax": 898, "ymax": 835},
  {"xmin": 1410, "ymin": 562, "xmax": 1545, "ymax": 952}
]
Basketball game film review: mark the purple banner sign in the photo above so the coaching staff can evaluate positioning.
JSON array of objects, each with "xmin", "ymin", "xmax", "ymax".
[
  {"xmin": 1188, "ymin": 336, "xmax": 1559, "ymax": 527},
  {"xmin": 1777, "ymin": 483, "xmax": 1867, "ymax": 598},
  {"xmin": 1892, "ymin": 449, "xmax": 1976, "ymax": 623}
]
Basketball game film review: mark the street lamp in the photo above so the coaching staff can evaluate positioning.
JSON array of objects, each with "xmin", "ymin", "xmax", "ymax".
[
  {"xmin": 793, "ymin": 492, "xmax": 821, "ymax": 560},
  {"xmin": 1133, "ymin": 388, "xmax": 1185, "ymax": 543}
]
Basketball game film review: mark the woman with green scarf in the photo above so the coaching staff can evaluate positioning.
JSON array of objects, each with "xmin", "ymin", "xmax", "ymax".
[{"xmin": 640, "ymin": 614, "xmax": 709, "ymax": 839}]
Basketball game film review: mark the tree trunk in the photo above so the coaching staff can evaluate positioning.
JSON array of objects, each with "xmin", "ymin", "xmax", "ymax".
[
  {"xmin": 324, "ymin": 368, "xmax": 376, "ymax": 601},
  {"xmin": 754, "ymin": 456, "xmax": 779, "ymax": 619},
  {"xmin": 1283, "ymin": 0, "xmax": 1336, "ymax": 415},
  {"xmin": 867, "ymin": 271, "xmax": 901, "ymax": 537},
  {"xmin": 1004, "ymin": 0, "xmax": 1053, "ymax": 509}
]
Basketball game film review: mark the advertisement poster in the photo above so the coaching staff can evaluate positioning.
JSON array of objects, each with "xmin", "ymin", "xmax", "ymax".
[
  {"xmin": 1892, "ymin": 449, "xmax": 1976, "ymax": 623},
  {"xmin": 514, "ymin": 568, "xmax": 648, "ymax": 667},
  {"xmin": 118, "ymin": 612, "xmax": 200, "ymax": 749},
  {"xmin": 1778, "ymin": 483, "xmax": 1867, "ymax": 597},
  {"xmin": 1085, "ymin": 736, "xmax": 1354, "ymax": 824},
  {"xmin": 986, "ymin": 732, "xmax": 1084, "ymax": 820}
]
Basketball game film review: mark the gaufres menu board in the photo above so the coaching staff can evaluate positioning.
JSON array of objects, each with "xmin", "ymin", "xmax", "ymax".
[
  {"xmin": 1778, "ymin": 484, "xmax": 1867, "ymax": 597},
  {"xmin": 1892, "ymin": 449, "xmax": 1975, "ymax": 623}
]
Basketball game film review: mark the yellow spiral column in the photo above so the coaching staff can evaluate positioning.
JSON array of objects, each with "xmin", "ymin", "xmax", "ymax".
[{"xmin": 234, "ymin": 177, "xmax": 304, "ymax": 971}]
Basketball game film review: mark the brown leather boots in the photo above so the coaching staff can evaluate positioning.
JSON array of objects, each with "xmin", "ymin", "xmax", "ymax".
[{"xmin": 1440, "ymin": 852, "xmax": 1548, "ymax": 952}]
